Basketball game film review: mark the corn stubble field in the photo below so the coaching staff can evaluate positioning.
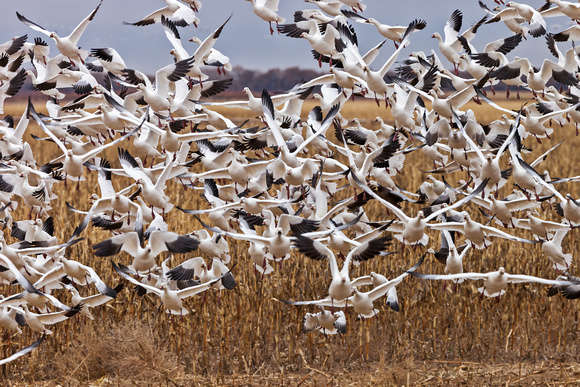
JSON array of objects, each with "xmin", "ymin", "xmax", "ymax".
[{"xmin": 3, "ymin": 97, "xmax": 580, "ymax": 386}]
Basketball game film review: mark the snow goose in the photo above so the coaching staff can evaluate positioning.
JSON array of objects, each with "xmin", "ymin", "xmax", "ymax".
[
  {"xmin": 351, "ymin": 269, "xmax": 403, "ymax": 312},
  {"xmin": 451, "ymin": 107, "xmax": 520, "ymax": 197},
  {"xmin": 0, "ymin": 53, "xmax": 25, "ymax": 85},
  {"xmin": 53, "ymin": 63, "xmax": 100, "ymax": 95},
  {"xmin": 258, "ymin": 208, "xmax": 319, "ymax": 237},
  {"xmin": 0, "ymin": 305, "xmax": 25, "ymax": 334},
  {"xmin": 194, "ymin": 86, "xmax": 304, "ymax": 117},
  {"xmin": 179, "ymin": 181, "xmax": 296, "ymax": 215},
  {"xmin": 291, "ymin": 19, "xmax": 342, "ymax": 67},
  {"xmin": 0, "ymin": 234, "xmax": 80, "ymax": 277},
  {"xmin": 473, "ymin": 194, "xmax": 541, "ymax": 228},
  {"xmin": 168, "ymin": 78, "xmax": 234, "ymax": 118},
  {"xmin": 187, "ymin": 228, "xmax": 231, "ymax": 263},
  {"xmin": 429, "ymin": 211, "xmax": 538, "ymax": 249},
  {"xmin": 188, "ymin": 36, "xmax": 232, "ymax": 75},
  {"xmin": 347, "ymin": 262, "xmax": 421, "ymax": 319},
  {"xmin": 88, "ymin": 48, "xmax": 127, "ymax": 76},
  {"xmin": 66, "ymin": 160, "xmax": 142, "ymax": 240},
  {"xmin": 0, "ymin": 252, "xmax": 51, "ymax": 304},
  {"xmin": 408, "ymin": 267, "xmax": 573, "ymax": 299},
  {"xmin": 432, "ymin": 10, "xmax": 487, "ymax": 74},
  {"xmin": 65, "ymin": 283, "xmax": 124, "ymax": 320},
  {"xmin": 486, "ymin": 1, "xmax": 548, "ymax": 38},
  {"xmin": 509, "ymin": 144, "xmax": 557, "ymax": 202},
  {"xmin": 544, "ymin": 34, "xmax": 579, "ymax": 75},
  {"xmin": 487, "ymin": 56, "xmax": 531, "ymax": 98},
  {"xmin": 302, "ymin": 307, "xmax": 346, "ymax": 335},
  {"xmin": 162, "ymin": 14, "xmax": 230, "ymax": 85},
  {"xmin": 547, "ymin": 273, "xmax": 580, "ymax": 299},
  {"xmin": 11, "ymin": 217, "xmax": 56, "ymax": 246},
  {"xmin": 123, "ymin": 0, "xmax": 199, "ymax": 27},
  {"xmin": 351, "ymin": 14, "xmax": 427, "ymax": 48},
  {"xmin": 525, "ymin": 59, "xmax": 578, "ymax": 96},
  {"xmin": 540, "ymin": 0, "xmax": 580, "ymax": 21},
  {"xmin": 0, "ymin": 108, "xmax": 30, "ymax": 159},
  {"xmin": 93, "ymin": 219, "xmax": 200, "ymax": 273},
  {"xmin": 512, "ymin": 152, "xmax": 580, "ymax": 226},
  {"xmin": 552, "ymin": 25, "xmax": 580, "ymax": 42},
  {"xmin": 479, "ymin": 1, "xmax": 529, "ymax": 37},
  {"xmin": 16, "ymin": 0, "xmax": 102, "ymax": 64},
  {"xmin": 0, "ymin": 68, "xmax": 26, "ymax": 114},
  {"xmin": 166, "ymin": 257, "xmax": 237, "ymax": 290},
  {"xmin": 28, "ymin": 101, "xmax": 141, "ymax": 184},
  {"xmin": 284, "ymin": 254, "xmax": 424, "ymax": 317},
  {"xmin": 396, "ymin": 72, "xmax": 487, "ymax": 119},
  {"xmin": 521, "ymin": 103, "xmax": 579, "ymax": 142},
  {"xmin": 362, "ymin": 20, "xmax": 423, "ymax": 105},
  {"xmin": 0, "ymin": 173, "xmax": 49, "ymax": 218},
  {"xmin": 291, "ymin": 68, "xmax": 366, "ymax": 98},
  {"xmin": 350, "ymin": 171, "xmax": 488, "ymax": 246},
  {"xmin": 200, "ymin": 216, "xmax": 294, "ymax": 261},
  {"xmin": 460, "ymin": 53, "xmax": 493, "ymax": 82},
  {"xmin": 246, "ymin": 0, "xmax": 286, "ymax": 35},
  {"xmin": 513, "ymin": 213, "xmax": 570, "ymax": 240},
  {"xmin": 304, "ymin": 1, "xmax": 344, "ymax": 16},
  {"xmin": 293, "ymin": 233, "xmax": 393, "ymax": 304},
  {"xmin": 262, "ymin": 89, "xmax": 340, "ymax": 169},
  {"xmin": 470, "ymin": 32, "xmax": 523, "ymax": 65},
  {"xmin": 439, "ymin": 69, "xmax": 487, "ymax": 94},
  {"xmin": 0, "ymin": 201, "xmax": 17, "ymax": 230},
  {"xmin": 19, "ymin": 37, "xmax": 51, "ymax": 67},
  {"xmin": 292, "ymin": 212, "xmax": 359, "ymax": 255},
  {"xmin": 117, "ymin": 148, "xmax": 178, "ymax": 217},
  {"xmin": 388, "ymin": 82, "xmax": 430, "ymax": 130},
  {"xmin": 122, "ymin": 57, "xmax": 194, "ymax": 117},
  {"xmin": 427, "ymin": 226, "xmax": 471, "ymax": 289},
  {"xmin": 55, "ymin": 103, "xmax": 121, "ymax": 139},
  {"xmin": 540, "ymin": 229, "xmax": 573, "ymax": 271},
  {"xmin": 26, "ymin": 54, "xmax": 76, "ymax": 100},
  {"xmin": 10, "ymin": 303, "xmax": 82, "ymax": 335},
  {"xmin": 33, "ymin": 258, "xmax": 118, "ymax": 297},
  {"xmin": 0, "ymin": 35, "xmax": 28, "ymax": 59},
  {"xmin": 112, "ymin": 261, "xmax": 228, "ymax": 315}
]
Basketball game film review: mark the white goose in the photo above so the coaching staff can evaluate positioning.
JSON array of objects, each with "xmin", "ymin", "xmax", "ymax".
[
  {"xmin": 112, "ymin": 261, "xmax": 226, "ymax": 315},
  {"xmin": 302, "ymin": 307, "xmax": 346, "ymax": 335},
  {"xmin": 162, "ymin": 15, "xmax": 230, "ymax": 85},
  {"xmin": 540, "ymin": 229, "xmax": 573, "ymax": 271},
  {"xmin": 17, "ymin": 1, "xmax": 102, "ymax": 64},
  {"xmin": 293, "ymin": 233, "xmax": 393, "ymax": 304},
  {"xmin": 28, "ymin": 101, "xmax": 140, "ymax": 184},
  {"xmin": 123, "ymin": 0, "xmax": 199, "ymax": 28},
  {"xmin": 284, "ymin": 255, "xmax": 424, "ymax": 317},
  {"xmin": 246, "ymin": 0, "xmax": 286, "ymax": 35},
  {"xmin": 429, "ymin": 211, "xmax": 538, "ymax": 250},
  {"xmin": 409, "ymin": 267, "xmax": 572, "ymax": 299}
]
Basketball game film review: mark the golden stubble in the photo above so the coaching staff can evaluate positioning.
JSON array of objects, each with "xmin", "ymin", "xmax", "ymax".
[{"xmin": 3, "ymin": 93, "xmax": 580, "ymax": 385}]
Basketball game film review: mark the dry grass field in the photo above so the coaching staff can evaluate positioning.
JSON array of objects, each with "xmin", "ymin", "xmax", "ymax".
[{"xmin": 3, "ymin": 94, "xmax": 580, "ymax": 386}]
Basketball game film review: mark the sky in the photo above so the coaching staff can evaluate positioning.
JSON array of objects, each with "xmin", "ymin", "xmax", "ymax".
[{"xmin": 0, "ymin": 0, "xmax": 573, "ymax": 75}]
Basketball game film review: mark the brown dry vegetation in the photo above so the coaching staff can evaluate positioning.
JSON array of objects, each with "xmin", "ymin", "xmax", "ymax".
[{"xmin": 2, "ymin": 95, "xmax": 580, "ymax": 386}]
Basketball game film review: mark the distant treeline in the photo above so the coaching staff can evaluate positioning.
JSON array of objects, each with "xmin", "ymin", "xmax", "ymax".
[
  {"xmin": 15, "ymin": 65, "xmax": 568, "ymax": 106},
  {"xmin": 13, "ymin": 66, "xmax": 327, "ymax": 104},
  {"xmin": 208, "ymin": 66, "xmax": 326, "ymax": 98}
]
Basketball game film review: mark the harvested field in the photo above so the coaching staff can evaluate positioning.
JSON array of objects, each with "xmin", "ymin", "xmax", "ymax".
[{"xmin": 2, "ymin": 97, "xmax": 580, "ymax": 386}]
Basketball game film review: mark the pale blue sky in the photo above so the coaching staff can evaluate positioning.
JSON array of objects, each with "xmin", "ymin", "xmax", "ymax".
[{"xmin": 1, "ymin": 0, "xmax": 570, "ymax": 74}]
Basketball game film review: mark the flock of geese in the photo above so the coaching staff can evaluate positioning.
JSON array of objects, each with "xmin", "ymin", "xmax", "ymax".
[{"xmin": 1, "ymin": 0, "xmax": 580, "ymax": 364}]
